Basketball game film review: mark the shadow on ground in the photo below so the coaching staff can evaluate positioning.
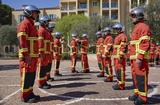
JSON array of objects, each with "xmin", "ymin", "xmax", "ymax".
[
  {"xmin": 0, "ymin": 64, "xmax": 19, "ymax": 71},
  {"xmin": 148, "ymin": 95, "xmax": 160, "ymax": 104},
  {"xmin": 51, "ymin": 82, "xmax": 96, "ymax": 88},
  {"xmin": 55, "ymin": 77, "xmax": 91, "ymax": 81},
  {"xmin": 40, "ymin": 91, "xmax": 99, "ymax": 102}
]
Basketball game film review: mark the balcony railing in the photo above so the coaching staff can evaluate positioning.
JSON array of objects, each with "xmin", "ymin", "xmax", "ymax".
[
  {"xmin": 69, "ymin": 6, "xmax": 76, "ymax": 10},
  {"xmin": 61, "ymin": 6, "xmax": 68, "ymax": 11}
]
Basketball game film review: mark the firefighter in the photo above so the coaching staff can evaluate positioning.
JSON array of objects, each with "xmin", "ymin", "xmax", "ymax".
[
  {"xmin": 37, "ymin": 16, "xmax": 51, "ymax": 89},
  {"xmin": 96, "ymin": 31, "xmax": 105, "ymax": 77},
  {"xmin": 155, "ymin": 43, "xmax": 160, "ymax": 65},
  {"xmin": 128, "ymin": 7, "xmax": 151, "ymax": 105},
  {"xmin": 149, "ymin": 41, "xmax": 156, "ymax": 66},
  {"xmin": 17, "ymin": 5, "xmax": 40, "ymax": 103},
  {"xmin": 54, "ymin": 32, "xmax": 63, "ymax": 76},
  {"xmin": 80, "ymin": 33, "xmax": 90, "ymax": 73},
  {"xmin": 70, "ymin": 33, "xmax": 79, "ymax": 73},
  {"xmin": 46, "ymin": 23, "xmax": 55, "ymax": 81},
  {"xmin": 112, "ymin": 23, "xmax": 128, "ymax": 90},
  {"xmin": 102, "ymin": 27, "xmax": 113, "ymax": 82}
]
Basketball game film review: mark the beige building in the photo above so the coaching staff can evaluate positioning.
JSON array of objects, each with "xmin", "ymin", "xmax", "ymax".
[
  {"xmin": 12, "ymin": 7, "xmax": 60, "ymax": 26},
  {"xmin": 12, "ymin": 0, "xmax": 151, "ymax": 26}
]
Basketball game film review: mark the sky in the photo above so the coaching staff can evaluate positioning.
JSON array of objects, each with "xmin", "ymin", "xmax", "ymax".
[{"xmin": 2, "ymin": 0, "xmax": 59, "ymax": 9}]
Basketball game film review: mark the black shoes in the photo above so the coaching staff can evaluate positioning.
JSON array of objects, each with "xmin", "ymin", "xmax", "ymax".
[
  {"xmin": 48, "ymin": 77, "xmax": 55, "ymax": 82},
  {"xmin": 22, "ymin": 93, "xmax": 40, "ymax": 103},
  {"xmin": 134, "ymin": 97, "xmax": 147, "ymax": 105},
  {"xmin": 97, "ymin": 73, "xmax": 104, "ymax": 77},
  {"xmin": 104, "ymin": 78, "xmax": 113, "ymax": 82},
  {"xmin": 112, "ymin": 84, "xmax": 125, "ymax": 90},
  {"xmin": 128, "ymin": 94, "xmax": 138, "ymax": 101},
  {"xmin": 39, "ymin": 83, "xmax": 51, "ymax": 89}
]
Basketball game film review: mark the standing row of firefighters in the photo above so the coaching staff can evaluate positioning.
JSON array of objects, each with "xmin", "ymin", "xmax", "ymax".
[{"xmin": 17, "ymin": 5, "xmax": 160, "ymax": 105}]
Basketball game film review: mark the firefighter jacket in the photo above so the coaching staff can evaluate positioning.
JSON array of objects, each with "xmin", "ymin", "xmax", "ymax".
[
  {"xmin": 54, "ymin": 38, "xmax": 62, "ymax": 60},
  {"xmin": 96, "ymin": 37, "xmax": 104, "ymax": 56},
  {"xmin": 102, "ymin": 34, "xmax": 113, "ymax": 57},
  {"xmin": 113, "ymin": 32, "xmax": 128, "ymax": 59},
  {"xmin": 130, "ymin": 21, "xmax": 151, "ymax": 60},
  {"xmin": 38, "ymin": 26, "xmax": 51, "ymax": 55},
  {"xmin": 70, "ymin": 38, "xmax": 78, "ymax": 56},
  {"xmin": 80, "ymin": 38, "xmax": 89, "ymax": 54},
  {"xmin": 17, "ymin": 17, "xmax": 39, "ymax": 58}
]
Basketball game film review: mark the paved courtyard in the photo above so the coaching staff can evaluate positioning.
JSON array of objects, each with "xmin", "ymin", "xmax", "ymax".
[{"xmin": 0, "ymin": 54, "xmax": 160, "ymax": 105}]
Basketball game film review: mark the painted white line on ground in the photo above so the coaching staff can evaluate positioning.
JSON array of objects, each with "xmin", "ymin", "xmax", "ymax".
[
  {"xmin": 0, "ymin": 89, "xmax": 20, "ymax": 104},
  {"xmin": 56, "ymin": 98, "xmax": 84, "ymax": 105},
  {"xmin": 38, "ymin": 88, "xmax": 74, "ymax": 99},
  {"xmin": 0, "ymin": 76, "xmax": 18, "ymax": 78},
  {"xmin": 0, "ymin": 84, "xmax": 20, "ymax": 87},
  {"xmin": 39, "ymin": 80, "xmax": 160, "ymax": 105}
]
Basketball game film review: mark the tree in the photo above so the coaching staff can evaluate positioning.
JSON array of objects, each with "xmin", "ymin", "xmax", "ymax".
[
  {"xmin": 146, "ymin": 0, "xmax": 160, "ymax": 43},
  {"xmin": 0, "ymin": 25, "xmax": 18, "ymax": 46},
  {"xmin": 55, "ymin": 15, "xmax": 88, "ymax": 39},
  {"xmin": 0, "ymin": 4, "xmax": 13, "ymax": 25}
]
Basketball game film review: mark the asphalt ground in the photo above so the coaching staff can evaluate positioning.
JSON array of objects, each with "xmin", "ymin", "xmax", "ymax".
[{"xmin": 0, "ymin": 54, "xmax": 160, "ymax": 105}]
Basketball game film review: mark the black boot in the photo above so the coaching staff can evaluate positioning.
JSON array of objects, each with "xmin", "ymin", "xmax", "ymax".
[
  {"xmin": 134, "ymin": 97, "xmax": 146, "ymax": 105},
  {"xmin": 128, "ymin": 94, "xmax": 138, "ymax": 101}
]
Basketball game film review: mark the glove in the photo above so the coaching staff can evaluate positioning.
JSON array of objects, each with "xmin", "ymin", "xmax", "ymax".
[{"xmin": 136, "ymin": 59, "xmax": 142, "ymax": 69}]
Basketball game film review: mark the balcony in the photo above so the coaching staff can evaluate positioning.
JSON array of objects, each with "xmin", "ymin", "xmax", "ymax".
[
  {"xmin": 69, "ymin": 6, "xmax": 76, "ymax": 10},
  {"xmin": 61, "ymin": 5, "xmax": 68, "ymax": 11}
]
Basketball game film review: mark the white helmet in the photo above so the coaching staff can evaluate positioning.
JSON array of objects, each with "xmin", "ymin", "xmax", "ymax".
[
  {"xmin": 71, "ymin": 33, "xmax": 77, "ymax": 37},
  {"xmin": 82, "ymin": 33, "xmax": 87, "ymax": 37}
]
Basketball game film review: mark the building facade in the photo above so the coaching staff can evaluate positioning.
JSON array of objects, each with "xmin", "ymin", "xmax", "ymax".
[
  {"xmin": 12, "ymin": 7, "xmax": 60, "ymax": 26},
  {"xmin": 12, "ymin": 0, "xmax": 151, "ymax": 27},
  {"xmin": 60, "ymin": 0, "xmax": 130, "ymax": 22}
]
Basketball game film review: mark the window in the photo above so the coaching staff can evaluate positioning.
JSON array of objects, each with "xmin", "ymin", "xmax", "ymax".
[
  {"xmin": 79, "ymin": 3, "xmax": 87, "ymax": 9},
  {"xmin": 103, "ymin": 2, "xmax": 109, "ymax": 8},
  {"xmin": 18, "ymin": 15, "xmax": 24, "ymax": 23},
  {"xmin": 92, "ymin": 13, "xmax": 98, "ymax": 16},
  {"xmin": 111, "ymin": 2, "xmax": 118, "ymax": 8},
  {"xmin": 92, "ymin": 1, "xmax": 98, "ymax": 7},
  {"xmin": 48, "ymin": 14, "xmax": 57, "ymax": 20},
  {"xmin": 111, "ymin": 12, "xmax": 118, "ymax": 19}
]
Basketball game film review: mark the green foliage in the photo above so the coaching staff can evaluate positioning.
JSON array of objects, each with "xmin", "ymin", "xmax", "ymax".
[
  {"xmin": 0, "ymin": 25, "xmax": 18, "ymax": 46},
  {"xmin": 55, "ymin": 15, "xmax": 88, "ymax": 39},
  {"xmin": 0, "ymin": 4, "xmax": 13, "ymax": 25},
  {"xmin": 146, "ymin": 0, "xmax": 160, "ymax": 43}
]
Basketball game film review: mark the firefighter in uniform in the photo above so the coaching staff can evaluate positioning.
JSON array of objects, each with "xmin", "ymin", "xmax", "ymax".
[
  {"xmin": 70, "ymin": 33, "xmax": 79, "ymax": 73},
  {"xmin": 149, "ymin": 41, "xmax": 156, "ymax": 66},
  {"xmin": 17, "ymin": 5, "xmax": 40, "ymax": 103},
  {"xmin": 96, "ymin": 31, "xmax": 105, "ymax": 77},
  {"xmin": 46, "ymin": 23, "xmax": 55, "ymax": 81},
  {"xmin": 102, "ymin": 27, "xmax": 113, "ymax": 82},
  {"xmin": 128, "ymin": 7, "xmax": 151, "ymax": 105},
  {"xmin": 112, "ymin": 23, "xmax": 128, "ymax": 90},
  {"xmin": 54, "ymin": 32, "xmax": 63, "ymax": 76},
  {"xmin": 37, "ymin": 16, "xmax": 51, "ymax": 89},
  {"xmin": 80, "ymin": 33, "xmax": 90, "ymax": 73}
]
